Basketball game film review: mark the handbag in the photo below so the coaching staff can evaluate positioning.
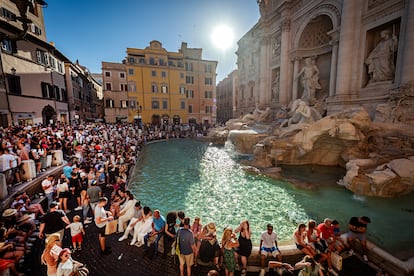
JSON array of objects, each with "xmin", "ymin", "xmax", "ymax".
[
  {"xmin": 330, "ymin": 251, "xmax": 342, "ymax": 271},
  {"xmin": 105, "ymin": 219, "xmax": 118, "ymax": 235},
  {"xmin": 73, "ymin": 260, "xmax": 89, "ymax": 276},
  {"xmin": 175, "ymin": 231, "xmax": 180, "ymax": 256}
]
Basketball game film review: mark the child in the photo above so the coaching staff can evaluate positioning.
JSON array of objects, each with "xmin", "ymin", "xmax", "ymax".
[{"xmin": 66, "ymin": 215, "xmax": 85, "ymax": 251}]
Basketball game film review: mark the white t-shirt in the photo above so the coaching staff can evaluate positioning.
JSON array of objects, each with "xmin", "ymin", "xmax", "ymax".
[
  {"xmin": 94, "ymin": 205, "xmax": 107, "ymax": 228},
  {"xmin": 261, "ymin": 231, "xmax": 277, "ymax": 248},
  {"xmin": 68, "ymin": 222, "xmax": 83, "ymax": 236},
  {"xmin": 42, "ymin": 179, "xmax": 54, "ymax": 194}
]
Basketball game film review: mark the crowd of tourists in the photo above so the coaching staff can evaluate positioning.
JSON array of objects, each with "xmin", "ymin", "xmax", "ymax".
[{"xmin": 0, "ymin": 122, "xmax": 371, "ymax": 276}]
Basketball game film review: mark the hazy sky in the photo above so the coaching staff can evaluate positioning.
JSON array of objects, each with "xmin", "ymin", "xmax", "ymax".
[{"xmin": 43, "ymin": 0, "xmax": 260, "ymax": 82}]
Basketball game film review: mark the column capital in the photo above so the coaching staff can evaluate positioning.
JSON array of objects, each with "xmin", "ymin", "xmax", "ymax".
[{"xmin": 279, "ymin": 18, "xmax": 291, "ymax": 32}]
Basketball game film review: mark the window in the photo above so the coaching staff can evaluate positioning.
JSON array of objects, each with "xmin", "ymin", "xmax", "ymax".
[
  {"xmin": 205, "ymin": 64, "xmax": 212, "ymax": 73},
  {"xmin": 180, "ymin": 73, "xmax": 184, "ymax": 79},
  {"xmin": 36, "ymin": 49, "xmax": 48, "ymax": 65},
  {"xmin": 120, "ymin": 72, "xmax": 125, "ymax": 78},
  {"xmin": 188, "ymin": 105, "xmax": 193, "ymax": 113},
  {"xmin": 152, "ymin": 70, "xmax": 157, "ymax": 77},
  {"xmin": 205, "ymin": 77, "xmax": 212, "ymax": 85},
  {"xmin": 105, "ymin": 83, "xmax": 112, "ymax": 90},
  {"xmin": 168, "ymin": 61, "xmax": 175, "ymax": 67},
  {"xmin": 205, "ymin": 106, "xmax": 212, "ymax": 113},
  {"xmin": 205, "ymin": 91, "xmax": 213, "ymax": 98},
  {"xmin": 250, "ymin": 86, "xmax": 254, "ymax": 98},
  {"xmin": 128, "ymin": 57, "xmax": 135, "ymax": 63},
  {"xmin": 129, "ymin": 100, "xmax": 136, "ymax": 109},
  {"xmin": 159, "ymin": 59, "xmax": 165, "ymax": 66},
  {"xmin": 186, "ymin": 76, "xmax": 194, "ymax": 84},
  {"xmin": 128, "ymin": 68, "xmax": 134, "ymax": 75},
  {"xmin": 185, "ymin": 62, "xmax": 193, "ymax": 71},
  {"xmin": 120, "ymin": 84, "xmax": 128, "ymax": 91},
  {"xmin": 149, "ymin": 57, "xmax": 155, "ymax": 65},
  {"xmin": 1, "ymin": 39, "xmax": 16, "ymax": 53},
  {"xmin": 179, "ymin": 86, "xmax": 185, "ymax": 94},
  {"xmin": 152, "ymin": 100, "xmax": 160, "ymax": 109},
  {"xmin": 105, "ymin": 71, "xmax": 111, "ymax": 77},
  {"xmin": 61, "ymin": 89, "xmax": 68, "ymax": 102},
  {"xmin": 152, "ymin": 84, "xmax": 158, "ymax": 93},
  {"xmin": 129, "ymin": 83, "xmax": 136, "ymax": 92},
  {"xmin": 7, "ymin": 75, "xmax": 21, "ymax": 95},
  {"xmin": 177, "ymin": 61, "xmax": 183, "ymax": 68},
  {"xmin": 162, "ymin": 100, "xmax": 168, "ymax": 109},
  {"xmin": 161, "ymin": 71, "xmax": 166, "ymax": 78},
  {"xmin": 49, "ymin": 56, "xmax": 56, "ymax": 69},
  {"xmin": 105, "ymin": 99, "xmax": 115, "ymax": 108},
  {"xmin": 57, "ymin": 62, "xmax": 63, "ymax": 73},
  {"xmin": 29, "ymin": 24, "xmax": 42, "ymax": 36},
  {"xmin": 180, "ymin": 100, "xmax": 185, "ymax": 109},
  {"xmin": 139, "ymin": 58, "xmax": 145, "ymax": 64},
  {"xmin": 161, "ymin": 85, "xmax": 168, "ymax": 94},
  {"xmin": 1, "ymin": 8, "xmax": 16, "ymax": 21},
  {"xmin": 186, "ymin": 90, "xmax": 194, "ymax": 98},
  {"xmin": 121, "ymin": 100, "xmax": 128, "ymax": 108},
  {"xmin": 54, "ymin": 85, "xmax": 60, "ymax": 99}
]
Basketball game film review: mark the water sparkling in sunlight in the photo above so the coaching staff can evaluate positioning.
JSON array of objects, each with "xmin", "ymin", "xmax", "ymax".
[{"xmin": 129, "ymin": 139, "xmax": 414, "ymax": 256}]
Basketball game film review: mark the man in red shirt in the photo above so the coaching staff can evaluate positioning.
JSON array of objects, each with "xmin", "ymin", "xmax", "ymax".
[{"xmin": 317, "ymin": 218, "xmax": 334, "ymax": 252}]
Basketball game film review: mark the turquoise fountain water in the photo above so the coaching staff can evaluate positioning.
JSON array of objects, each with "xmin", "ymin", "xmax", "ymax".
[{"xmin": 129, "ymin": 139, "xmax": 414, "ymax": 258}]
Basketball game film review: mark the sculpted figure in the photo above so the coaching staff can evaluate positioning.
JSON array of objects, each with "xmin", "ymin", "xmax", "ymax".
[
  {"xmin": 279, "ymin": 99, "xmax": 320, "ymax": 128},
  {"xmin": 366, "ymin": 29, "xmax": 398, "ymax": 83},
  {"xmin": 295, "ymin": 58, "xmax": 321, "ymax": 104}
]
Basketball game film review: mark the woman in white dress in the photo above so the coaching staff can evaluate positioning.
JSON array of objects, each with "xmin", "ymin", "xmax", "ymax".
[{"xmin": 130, "ymin": 206, "xmax": 153, "ymax": 246}]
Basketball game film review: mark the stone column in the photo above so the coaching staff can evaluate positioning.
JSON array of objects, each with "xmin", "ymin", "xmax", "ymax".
[
  {"xmin": 259, "ymin": 36, "xmax": 271, "ymax": 107},
  {"xmin": 399, "ymin": 0, "xmax": 414, "ymax": 84},
  {"xmin": 328, "ymin": 29, "xmax": 340, "ymax": 97},
  {"xmin": 292, "ymin": 57, "xmax": 300, "ymax": 100},
  {"xmin": 335, "ymin": 0, "xmax": 359, "ymax": 96},
  {"xmin": 279, "ymin": 18, "xmax": 291, "ymax": 105}
]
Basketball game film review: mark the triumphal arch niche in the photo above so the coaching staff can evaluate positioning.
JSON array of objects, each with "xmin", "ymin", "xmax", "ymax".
[{"xmin": 291, "ymin": 13, "xmax": 336, "ymax": 107}]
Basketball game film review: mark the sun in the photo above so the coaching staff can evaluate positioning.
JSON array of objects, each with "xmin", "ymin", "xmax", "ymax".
[{"xmin": 211, "ymin": 25, "xmax": 234, "ymax": 50}]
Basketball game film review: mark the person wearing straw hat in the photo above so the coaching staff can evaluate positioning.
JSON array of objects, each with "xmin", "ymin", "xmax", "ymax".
[{"xmin": 41, "ymin": 233, "xmax": 62, "ymax": 276}]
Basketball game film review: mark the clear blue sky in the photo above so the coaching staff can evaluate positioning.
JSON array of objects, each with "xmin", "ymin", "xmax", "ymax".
[{"xmin": 43, "ymin": 0, "xmax": 260, "ymax": 82}]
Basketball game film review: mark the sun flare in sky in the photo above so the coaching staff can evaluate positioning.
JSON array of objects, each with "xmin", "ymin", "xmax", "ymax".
[{"xmin": 211, "ymin": 25, "xmax": 235, "ymax": 50}]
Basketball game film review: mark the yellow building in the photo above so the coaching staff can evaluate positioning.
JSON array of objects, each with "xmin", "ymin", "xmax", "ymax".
[{"xmin": 126, "ymin": 41, "xmax": 217, "ymax": 126}]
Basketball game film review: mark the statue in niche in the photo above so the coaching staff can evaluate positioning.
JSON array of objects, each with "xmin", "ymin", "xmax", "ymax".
[
  {"xmin": 272, "ymin": 37, "xmax": 281, "ymax": 56},
  {"xmin": 279, "ymin": 99, "xmax": 321, "ymax": 128},
  {"xmin": 272, "ymin": 71, "xmax": 280, "ymax": 100},
  {"xmin": 365, "ymin": 29, "xmax": 398, "ymax": 83},
  {"xmin": 295, "ymin": 57, "xmax": 321, "ymax": 105}
]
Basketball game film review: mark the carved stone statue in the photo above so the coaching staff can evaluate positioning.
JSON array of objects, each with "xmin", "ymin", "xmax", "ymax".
[
  {"xmin": 365, "ymin": 29, "xmax": 398, "ymax": 83},
  {"xmin": 279, "ymin": 99, "xmax": 321, "ymax": 128},
  {"xmin": 272, "ymin": 71, "xmax": 280, "ymax": 100},
  {"xmin": 241, "ymin": 104, "xmax": 271, "ymax": 122},
  {"xmin": 295, "ymin": 57, "xmax": 321, "ymax": 104}
]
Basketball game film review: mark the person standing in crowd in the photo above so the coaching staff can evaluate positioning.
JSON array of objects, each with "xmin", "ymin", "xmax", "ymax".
[
  {"xmin": 177, "ymin": 217, "xmax": 197, "ymax": 276},
  {"xmin": 259, "ymin": 224, "xmax": 282, "ymax": 276},
  {"xmin": 235, "ymin": 220, "xmax": 252, "ymax": 276},
  {"xmin": 41, "ymin": 175, "xmax": 56, "ymax": 209},
  {"xmin": 221, "ymin": 227, "xmax": 239, "ymax": 276},
  {"xmin": 39, "ymin": 202, "xmax": 70, "ymax": 241},
  {"xmin": 94, "ymin": 197, "xmax": 113, "ymax": 255},
  {"xmin": 41, "ymin": 233, "xmax": 62, "ymax": 276},
  {"xmin": 347, "ymin": 216, "xmax": 371, "ymax": 262}
]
